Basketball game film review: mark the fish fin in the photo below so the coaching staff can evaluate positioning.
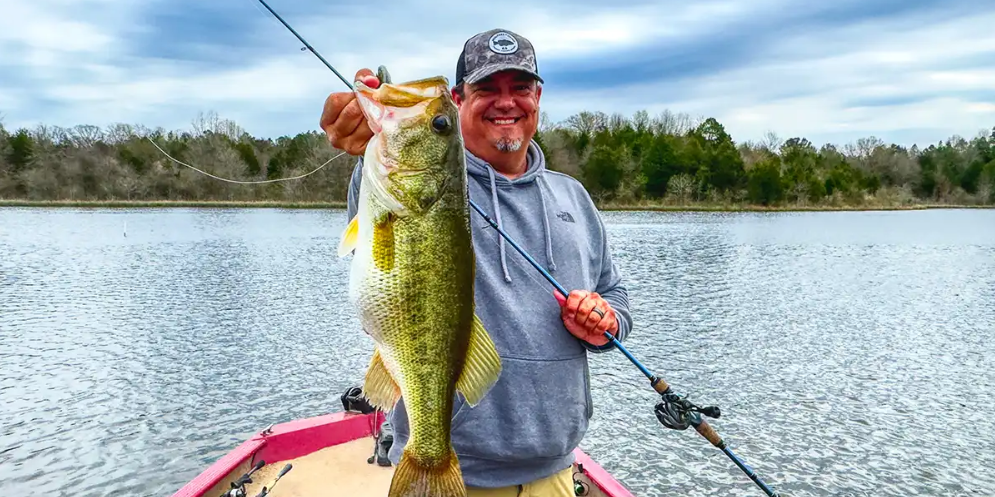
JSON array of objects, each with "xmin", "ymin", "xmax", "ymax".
[
  {"xmin": 363, "ymin": 347, "xmax": 401, "ymax": 412},
  {"xmin": 337, "ymin": 215, "xmax": 359, "ymax": 258},
  {"xmin": 455, "ymin": 314, "xmax": 502, "ymax": 407},
  {"xmin": 372, "ymin": 212, "xmax": 395, "ymax": 272},
  {"xmin": 388, "ymin": 446, "xmax": 465, "ymax": 497}
]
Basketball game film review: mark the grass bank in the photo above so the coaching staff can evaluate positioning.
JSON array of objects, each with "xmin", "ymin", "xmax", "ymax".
[
  {"xmin": 2, "ymin": 198, "xmax": 990, "ymax": 211},
  {"xmin": 597, "ymin": 201, "xmax": 993, "ymax": 212}
]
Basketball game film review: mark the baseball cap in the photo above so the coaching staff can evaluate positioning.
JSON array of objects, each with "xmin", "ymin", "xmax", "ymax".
[{"xmin": 455, "ymin": 28, "xmax": 543, "ymax": 86}]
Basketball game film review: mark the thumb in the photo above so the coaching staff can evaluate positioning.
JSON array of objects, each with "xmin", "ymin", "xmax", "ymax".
[
  {"xmin": 553, "ymin": 290, "xmax": 566, "ymax": 306},
  {"xmin": 353, "ymin": 68, "xmax": 380, "ymax": 88}
]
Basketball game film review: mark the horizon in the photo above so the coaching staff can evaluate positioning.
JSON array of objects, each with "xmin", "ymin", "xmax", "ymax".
[{"xmin": 1, "ymin": 0, "xmax": 994, "ymax": 150}]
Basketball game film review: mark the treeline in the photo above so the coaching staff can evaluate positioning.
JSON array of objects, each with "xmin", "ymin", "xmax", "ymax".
[{"xmin": 1, "ymin": 110, "xmax": 993, "ymax": 207}]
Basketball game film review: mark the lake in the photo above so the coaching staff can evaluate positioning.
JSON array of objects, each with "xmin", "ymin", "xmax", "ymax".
[{"xmin": 1, "ymin": 207, "xmax": 993, "ymax": 496}]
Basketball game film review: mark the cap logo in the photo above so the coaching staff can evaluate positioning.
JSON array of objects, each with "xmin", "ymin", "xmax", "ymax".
[{"xmin": 488, "ymin": 32, "xmax": 518, "ymax": 54}]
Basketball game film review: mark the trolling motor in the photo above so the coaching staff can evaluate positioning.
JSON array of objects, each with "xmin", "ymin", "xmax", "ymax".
[
  {"xmin": 340, "ymin": 385, "xmax": 393, "ymax": 467},
  {"xmin": 219, "ymin": 460, "xmax": 265, "ymax": 497}
]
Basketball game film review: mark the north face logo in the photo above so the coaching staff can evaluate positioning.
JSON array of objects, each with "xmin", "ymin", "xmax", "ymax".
[{"xmin": 556, "ymin": 211, "xmax": 574, "ymax": 223}]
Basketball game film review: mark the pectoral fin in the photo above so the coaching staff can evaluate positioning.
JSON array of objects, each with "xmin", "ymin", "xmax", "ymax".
[
  {"xmin": 456, "ymin": 314, "xmax": 502, "ymax": 407},
  {"xmin": 363, "ymin": 347, "xmax": 401, "ymax": 412},
  {"xmin": 337, "ymin": 216, "xmax": 359, "ymax": 257},
  {"xmin": 372, "ymin": 212, "xmax": 396, "ymax": 272}
]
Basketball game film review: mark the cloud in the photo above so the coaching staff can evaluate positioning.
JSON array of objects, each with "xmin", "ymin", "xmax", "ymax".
[{"xmin": 1, "ymin": 0, "xmax": 994, "ymax": 148}]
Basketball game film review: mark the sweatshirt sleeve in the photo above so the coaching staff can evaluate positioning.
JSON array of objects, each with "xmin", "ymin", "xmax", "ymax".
[
  {"xmin": 346, "ymin": 157, "xmax": 363, "ymax": 221},
  {"xmin": 581, "ymin": 213, "xmax": 633, "ymax": 353}
]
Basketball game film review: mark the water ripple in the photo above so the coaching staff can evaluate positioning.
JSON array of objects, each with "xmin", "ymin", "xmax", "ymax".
[{"xmin": 2, "ymin": 207, "xmax": 994, "ymax": 496}]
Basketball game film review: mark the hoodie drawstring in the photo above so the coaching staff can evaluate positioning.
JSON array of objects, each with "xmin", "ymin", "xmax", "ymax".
[
  {"xmin": 467, "ymin": 141, "xmax": 554, "ymax": 284},
  {"xmin": 486, "ymin": 165, "xmax": 511, "ymax": 282},
  {"xmin": 537, "ymin": 174, "xmax": 556, "ymax": 272}
]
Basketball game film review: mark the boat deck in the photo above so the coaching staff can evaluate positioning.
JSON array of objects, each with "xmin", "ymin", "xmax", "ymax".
[
  {"xmin": 242, "ymin": 435, "xmax": 610, "ymax": 496},
  {"xmin": 245, "ymin": 436, "xmax": 391, "ymax": 496}
]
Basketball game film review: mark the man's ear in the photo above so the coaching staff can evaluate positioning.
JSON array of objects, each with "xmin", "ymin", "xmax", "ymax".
[{"xmin": 451, "ymin": 87, "xmax": 463, "ymax": 106}]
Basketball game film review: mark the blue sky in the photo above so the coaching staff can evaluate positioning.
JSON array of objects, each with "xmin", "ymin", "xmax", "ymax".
[{"xmin": 2, "ymin": 0, "xmax": 994, "ymax": 149}]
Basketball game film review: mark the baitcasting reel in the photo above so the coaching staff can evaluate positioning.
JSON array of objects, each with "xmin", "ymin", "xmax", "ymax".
[{"xmin": 654, "ymin": 390, "xmax": 721, "ymax": 431}]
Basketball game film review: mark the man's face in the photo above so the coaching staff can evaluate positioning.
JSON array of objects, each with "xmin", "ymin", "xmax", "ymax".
[{"xmin": 452, "ymin": 70, "xmax": 542, "ymax": 155}]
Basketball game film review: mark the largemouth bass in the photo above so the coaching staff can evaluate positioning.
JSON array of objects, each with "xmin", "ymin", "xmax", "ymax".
[{"xmin": 337, "ymin": 67, "xmax": 502, "ymax": 497}]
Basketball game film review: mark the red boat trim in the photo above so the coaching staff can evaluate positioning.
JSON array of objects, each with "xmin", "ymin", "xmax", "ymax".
[
  {"xmin": 254, "ymin": 411, "xmax": 383, "ymax": 463},
  {"xmin": 169, "ymin": 411, "xmax": 382, "ymax": 497},
  {"xmin": 171, "ymin": 411, "xmax": 634, "ymax": 497},
  {"xmin": 170, "ymin": 437, "xmax": 265, "ymax": 497},
  {"xmin": 573, "ymin": 449, "xmax": 635, "ymax": 497}
]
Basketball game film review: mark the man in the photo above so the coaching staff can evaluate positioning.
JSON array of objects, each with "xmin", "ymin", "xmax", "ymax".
[{"xmin": 320, "ymin": 28, "xmax": 633, "ymax": 496}]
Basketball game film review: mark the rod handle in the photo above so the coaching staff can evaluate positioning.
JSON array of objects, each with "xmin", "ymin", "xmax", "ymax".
[
  {"xmin": 694, "ymin": 419, "xmax": 725, "ymax": 448},
  {"xmin": 650, "ymin": 376, "xmax": 670, "ymax": 395}
]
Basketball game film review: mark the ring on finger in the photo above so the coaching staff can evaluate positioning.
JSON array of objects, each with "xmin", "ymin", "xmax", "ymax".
[{"xmin": 592, "ymin": 307, "xmax": 605, "ymax": 319}]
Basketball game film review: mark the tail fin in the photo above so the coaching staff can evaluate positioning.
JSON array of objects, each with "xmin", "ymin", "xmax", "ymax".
[{"xmin": 388, "ymin": 447, "xmax": 465, "ymax": 497}]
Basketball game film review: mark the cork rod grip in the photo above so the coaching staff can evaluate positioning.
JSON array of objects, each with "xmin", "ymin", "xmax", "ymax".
[
  {"xmin": 694, "ymin": 420, "xmax": 724, "ymax": 448},
  {"xmin": 651, "ymin": 377, "xmax": 670, "ymax": 394}
]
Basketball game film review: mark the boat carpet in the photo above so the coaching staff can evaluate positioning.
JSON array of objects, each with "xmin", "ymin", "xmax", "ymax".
[{"xmin": 242, "ymin": 435, "xmax": 609, "ymax": 496}]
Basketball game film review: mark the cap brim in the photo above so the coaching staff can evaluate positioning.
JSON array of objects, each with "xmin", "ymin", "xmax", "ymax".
[{"xmin": 464, "ymin": 63, "xmax": 543, "ymax": 85}]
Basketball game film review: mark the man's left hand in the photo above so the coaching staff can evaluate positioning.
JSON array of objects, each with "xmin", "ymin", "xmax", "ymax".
[{"xmin": 555, "ymin": 290, "xmax": 618, "ymax": 347}]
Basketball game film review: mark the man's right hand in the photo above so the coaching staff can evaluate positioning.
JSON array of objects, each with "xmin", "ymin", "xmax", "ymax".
[{"xmin": 320, "ymin": 68, "xmax": 380, "ymax": 156}]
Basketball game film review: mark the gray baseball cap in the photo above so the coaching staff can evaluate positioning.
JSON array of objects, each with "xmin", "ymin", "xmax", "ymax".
[{"xmin": 455, "ymin": 28, "xmax": 543, "ymax": 85}]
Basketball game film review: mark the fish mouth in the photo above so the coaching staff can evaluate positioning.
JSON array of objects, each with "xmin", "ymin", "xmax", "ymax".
[
  {"xmin": 391, "ymin": 168, "xmax": 428, "ymax": 177},
  {"xmin": 375, "ymin": 150, "xmax": 427, "ymax": 178}
]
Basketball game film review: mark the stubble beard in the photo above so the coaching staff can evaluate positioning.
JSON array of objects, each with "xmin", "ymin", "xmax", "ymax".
[{"xmin": 494, "ymin": 137, "xmax": 523, "ymax": 152}]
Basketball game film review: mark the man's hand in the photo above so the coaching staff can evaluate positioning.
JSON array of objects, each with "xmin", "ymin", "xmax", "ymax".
[
  {"xmin": 554, "ymin": 290, "xmax": 618, "ymax": 347},
  {"xmin": 319, "ymin": 68, "xmax": 380, "ymax": 156}
]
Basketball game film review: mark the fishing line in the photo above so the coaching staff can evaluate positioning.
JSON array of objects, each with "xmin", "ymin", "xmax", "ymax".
[
  {"xmin": 150, "ymin": 1, "xmax": 786, "ymax": 495},
  {"xmin": 146, "ymin": 136, "xmax": 346, "ymax": 184}
]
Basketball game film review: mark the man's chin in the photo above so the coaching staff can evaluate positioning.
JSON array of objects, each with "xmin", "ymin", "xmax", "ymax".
[{"xmin": 493, "ymin": 137, "xmax": 524, "ymax": 152}]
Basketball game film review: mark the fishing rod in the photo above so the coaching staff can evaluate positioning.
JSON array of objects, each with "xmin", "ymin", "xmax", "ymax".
[
  {"xmin": 471, "ymin": 197, "xmax": 780, "ymax": 497},
  {"xmin": 252, "ymin": 1, "xmax": 782, "ymax": 495}
]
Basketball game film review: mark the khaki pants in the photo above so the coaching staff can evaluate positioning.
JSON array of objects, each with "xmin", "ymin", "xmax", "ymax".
[{"xmin": 466, "ymin": 466, "xmax": 575, "ymax": 497}]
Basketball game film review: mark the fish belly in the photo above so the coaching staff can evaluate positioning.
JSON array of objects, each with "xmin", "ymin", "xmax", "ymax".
[{"xmin": 352, "ymin": 186, "xmax": 475, "ymax": 466}]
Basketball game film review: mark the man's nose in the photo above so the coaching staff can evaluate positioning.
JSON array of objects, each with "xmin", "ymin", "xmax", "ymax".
[{"xmin": 493, "ymin": 89, "xmax": 515, "ymax": 110}]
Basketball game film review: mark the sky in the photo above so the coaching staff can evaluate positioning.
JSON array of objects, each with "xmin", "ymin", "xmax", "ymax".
[{"xmin": 1, "ymin": 0, "xmax": 994, "ymax": 149}]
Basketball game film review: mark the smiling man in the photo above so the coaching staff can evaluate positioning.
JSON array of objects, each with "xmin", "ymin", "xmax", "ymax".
[{"xmin": 320, "ymin": 28, "xmax": 633, "ymax": 497}]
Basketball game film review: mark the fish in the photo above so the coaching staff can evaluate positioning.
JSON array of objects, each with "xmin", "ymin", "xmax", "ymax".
[{"xmin": 337, "ymin": 66, "xmax": 502, "ymax": 497}]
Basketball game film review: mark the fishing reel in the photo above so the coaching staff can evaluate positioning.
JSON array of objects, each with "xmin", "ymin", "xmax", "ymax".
[
  {"xmin": 341, "ymin": 386, "xmax": 376, "ymax": 415},
  {"xmin": 654, "ymin": 389, "xmax": 721, "ymax": 431},
  {"xmin": 219, "ymin": 460, "xmax": 265, "ymax": 497}
]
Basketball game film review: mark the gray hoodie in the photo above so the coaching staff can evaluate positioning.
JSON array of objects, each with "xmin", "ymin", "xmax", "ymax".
[{"xmin": 345, "ymin": 139, "xmax": 632, "ymax": 488}]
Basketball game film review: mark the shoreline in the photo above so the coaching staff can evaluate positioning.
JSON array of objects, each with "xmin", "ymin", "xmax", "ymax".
[
  {"xmin": 0, "ymin": 199, "xmax": 348, "ymax": 209},
  {"xmin": 1, "ymin": 198, "xmax": 991, "ymax": 212}
]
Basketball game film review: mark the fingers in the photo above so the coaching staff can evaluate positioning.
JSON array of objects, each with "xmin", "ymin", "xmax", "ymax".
[
  {"xmin": 559, "ymin": 289, "xmax": 616, "ymax": 345},
  {"xmin": 340, "ymin": 124, "xmax": 374, "ymax": 156},
  {"xmin": 330, "ymin": 98, "xmax": 365, "ymax": 140},
  {"xmin": 595, "ymin": 307, "xmax": 616, "ymax": 334},
  {"xmin": 575, "ymin": 293, "xmax": 600, "ymax": 329},
  {"xmin": 318, "ymin": 67, "xmax": 380, "ymax": 156},
  {"xmin": 564, "ymin": 290, "xmax": 588, "ymax": 314},
  {"xmin": 354, "ymin": 68, "xmax": 380, "ymax": 88},
  {"xmin": 319, "ymin": 91, "xmax": 350, "ymax": 134},
  {"xmin": 319, "ymin": 92, "xmax": 372, "ymax": 156},
  {"xmin": 566, "ymin": 291, "xmax": 611, "ymax": 332}
]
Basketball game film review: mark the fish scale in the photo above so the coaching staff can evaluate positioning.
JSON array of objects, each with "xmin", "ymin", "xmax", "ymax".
[{"xmin": 337, "ymin": 70, "xmax": 503, "ymax": 497}]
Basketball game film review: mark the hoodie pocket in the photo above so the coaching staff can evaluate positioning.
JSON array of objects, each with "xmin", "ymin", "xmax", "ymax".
[{"xmin": 450, "ymin": 352, "xmax": 592, "ymax": 462}]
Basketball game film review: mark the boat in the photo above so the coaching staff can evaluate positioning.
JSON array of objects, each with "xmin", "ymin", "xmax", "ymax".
[{"xmin": 170, "ymin": 392, "xmax": 635, "ymax": 497}]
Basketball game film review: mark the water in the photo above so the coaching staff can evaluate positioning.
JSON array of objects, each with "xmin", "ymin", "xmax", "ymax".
[{"xmin": 1, "ymin": 207, "xmax": 993, "ymax": 496}]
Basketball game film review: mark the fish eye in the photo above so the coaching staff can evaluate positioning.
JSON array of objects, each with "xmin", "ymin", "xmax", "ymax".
[{"xmin": 431, "ymin": 114, "xmax": 451, "ymax": 134}]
